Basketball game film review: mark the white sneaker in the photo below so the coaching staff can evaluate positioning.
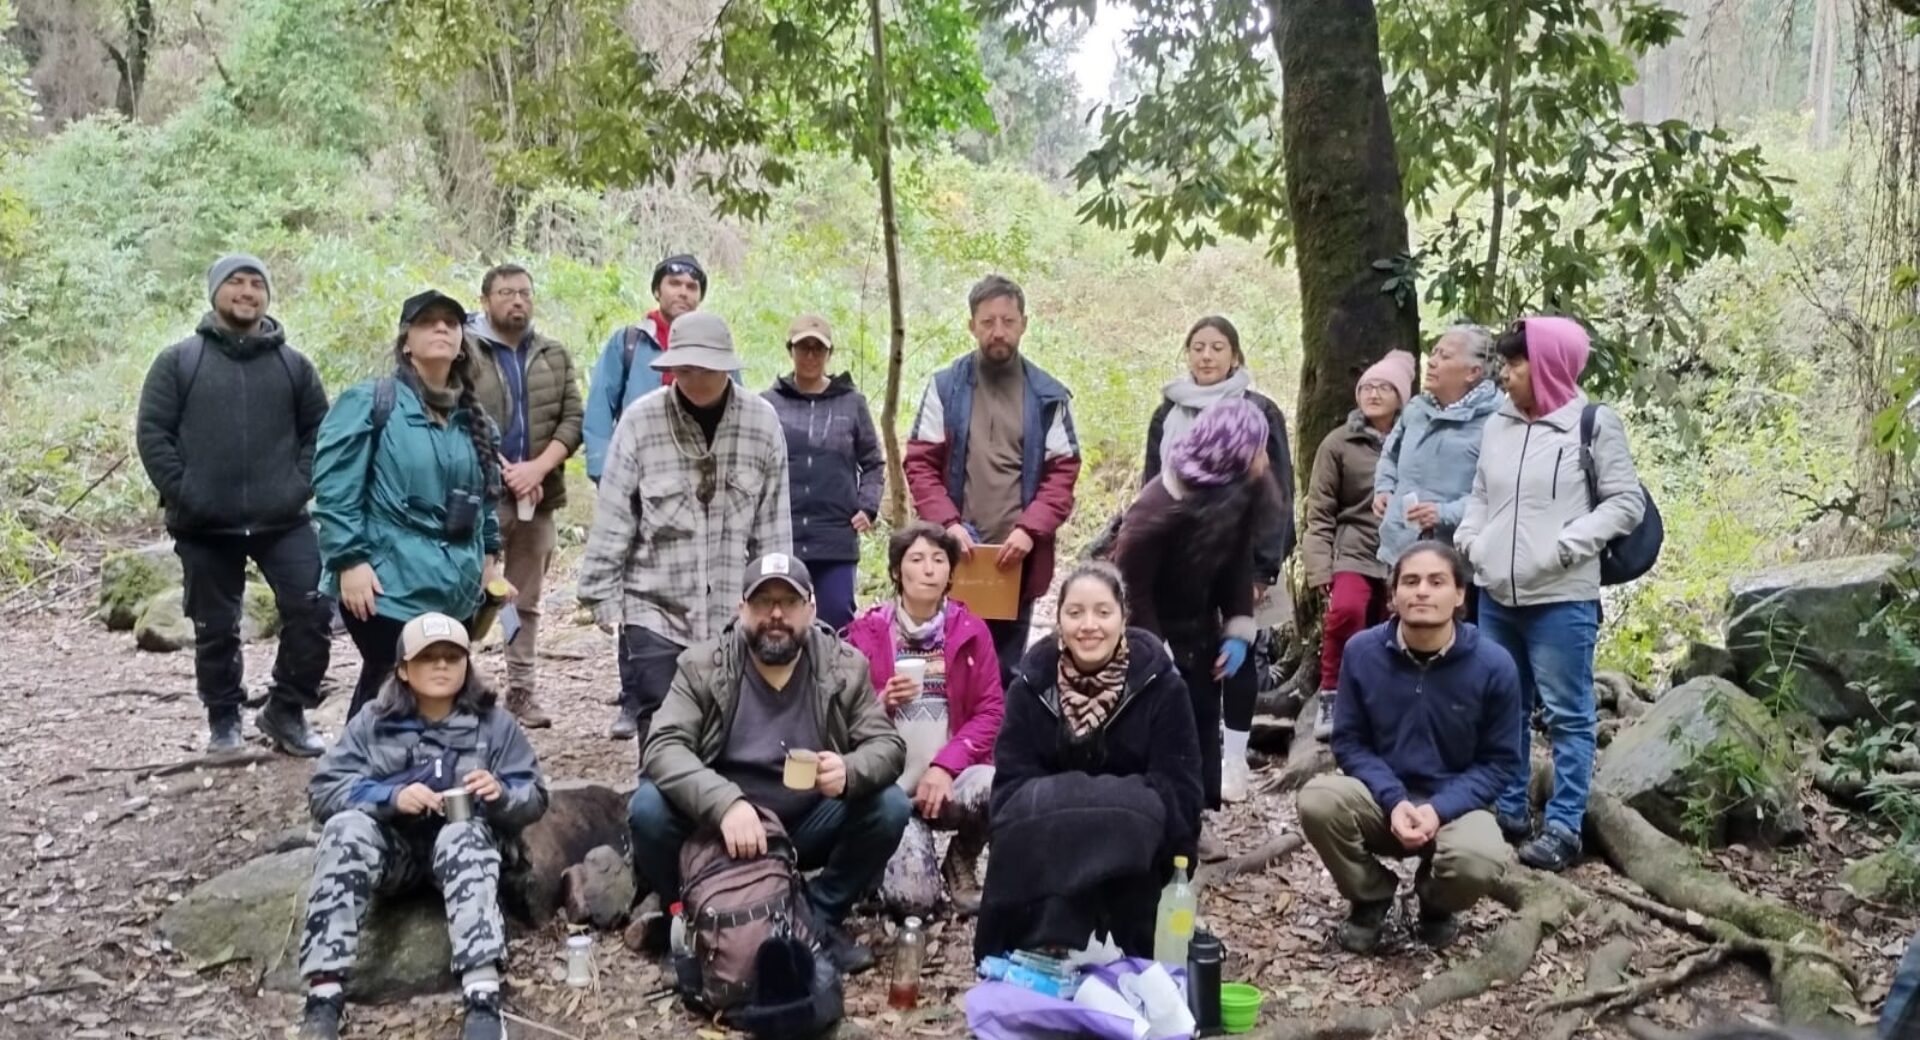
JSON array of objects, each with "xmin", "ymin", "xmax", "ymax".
[
  {"xmin": 1313, "ymin": 690, "xmax": 1336, "ymax": 741},
  {"xmin": 1220, "ymin": 753, "xmax": 1250, "ymax": 802}
]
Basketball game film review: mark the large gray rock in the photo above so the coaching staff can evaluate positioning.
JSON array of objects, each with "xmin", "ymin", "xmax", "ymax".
[
  {"xmin": 240, "ymin": 581, "xmax": 282, "ymax": 643},
  {"xmin": 1726, "ymin": 554, "xmax": 1916, "ymax": 724},
  {"xmin": 134, "ymin": 588, "xmax": 193, "ymax": 653},
  {"xmin": 1595, "ymin": 677, "xmax": 1804, "ymax": 847},
  {"xmin": 159, "ymin": 848, "xmax": 454, "ymax": 1000},
  {"xmin": 1669, "ymin": 641, "xmax": 1737, "ymax": 688},
  {"xmin": 100, "ymin": 544, "xmax": 181, "ymax": 632},
  {"xmin": 158, "ymin": 784, "xmax": 632, "ymax": 1001}
]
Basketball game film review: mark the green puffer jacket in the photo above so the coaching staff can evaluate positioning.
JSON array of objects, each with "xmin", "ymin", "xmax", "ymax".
[
  {"xmin": 643, "ymin": 623, "xmax": 906, "ymax": 827},
  {"xmin": 312, "ymin": 377, "xmax": 502, "ymax": 622},
  {"xmin": 466, "ymin": 325, "xmax": 585, "ymax": 509}
]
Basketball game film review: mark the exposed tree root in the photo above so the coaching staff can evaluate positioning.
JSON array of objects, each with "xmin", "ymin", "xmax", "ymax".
[
  {"xmin": 1588, "ymin": 793, "xmax": 1858, "ymax": 1029},
  {"xmin": 88, "ymin": 749, "xmax": 278, "ymax": 780},
  {"xmin": 1246, "ymin": 869, "xmax": 1591, "ymax": 1040},
  {"xmin": 1259, "ymin": 693, "xmax": 1335, "ymax": 794},
  {"xmin": 1194, "ymin": 832, "xmax": 1305, "ymax": 894},
  {"xmin": 1540, "ymin": 936, "xmax": 1638, "ymax": 1040},
  {"xmin": 1536, "ymin": 942, "xmax": 1729, "ymax": 1019}
]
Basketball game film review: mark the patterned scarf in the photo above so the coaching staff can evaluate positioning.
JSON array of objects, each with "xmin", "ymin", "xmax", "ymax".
[
  {"xmin": 892, "ymin": 599, "xmax": 948, "ymax": 654},
  {"xmin": 1057, "ymin": 633, "xmax": 1130, "ymax": 739}
]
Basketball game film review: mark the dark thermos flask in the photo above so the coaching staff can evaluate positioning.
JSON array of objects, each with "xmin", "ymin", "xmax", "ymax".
[{"xmin": 1187, "ymin": 928, "xmax": 1223, "ymax": 1034}]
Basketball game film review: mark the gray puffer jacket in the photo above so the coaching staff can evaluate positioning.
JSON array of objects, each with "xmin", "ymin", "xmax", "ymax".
[
  {"xmin": 309, "ymin": 701, "xmax": 549, "ymax": 831},
  {"xmin": 1456, "ymin": 393, "xmax": 1645, "ymax": 607},
  {"xmin": 763, "ymin": 374, "xmax": 885, "ymax": 564}
]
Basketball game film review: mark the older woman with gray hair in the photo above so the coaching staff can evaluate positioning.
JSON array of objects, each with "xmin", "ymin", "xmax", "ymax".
[{"xmin": 1306, "ymin": 327, "xmax": 1503, "ymax": 740}]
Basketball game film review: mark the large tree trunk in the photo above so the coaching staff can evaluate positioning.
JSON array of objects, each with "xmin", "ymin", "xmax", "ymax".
[
  {"xmin": 104, "ymin": 0, "xmax": 154, "ymax": 119},
  {"xmin": 1268, "ymin": 0, "xmax": 1420, "ymax": 500},
  {"xmin": 868, "ymin": 0, "xmax": 911, "ymax": 529},
  {"xmin": 1811, "ymin": 0, "xmax": 1839, "ymax": 149}
]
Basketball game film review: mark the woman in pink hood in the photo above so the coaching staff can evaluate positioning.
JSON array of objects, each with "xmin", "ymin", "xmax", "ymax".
[
  {"xmin": 1455, "ymin": 317, "xmax": 1646, "ymax": 873},
  {"xmin": 844, "ymin": 521, "xmax": 1005, "ymax": 916}
]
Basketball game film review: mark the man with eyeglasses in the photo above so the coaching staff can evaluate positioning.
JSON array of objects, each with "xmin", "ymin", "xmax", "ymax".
[
  {"xmin": 577, "ymin": 311, "xmax": 793, "ymax": 743},
  {"xmin": 466, "ymin": 263, "xmax": 585, "ymax": 730},
  {"xmin": 628, "ymin": 553, "xmax": 907, "ymax": 974}
]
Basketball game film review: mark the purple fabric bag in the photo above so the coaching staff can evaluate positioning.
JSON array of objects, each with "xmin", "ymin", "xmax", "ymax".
[{"xmin": 963, "ymin": 959, "xmax": 1192, "ymax": 1040}]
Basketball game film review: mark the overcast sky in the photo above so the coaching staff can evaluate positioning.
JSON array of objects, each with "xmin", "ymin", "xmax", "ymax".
[{"xmin": 1064, "ymin": 4, "xmax": 1136, "ymax": 104}]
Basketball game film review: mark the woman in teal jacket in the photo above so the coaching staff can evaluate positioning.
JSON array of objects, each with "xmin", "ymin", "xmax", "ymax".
[{"xmin": 313, "ymin": 290, "xmax": 509, "ymax": 720}]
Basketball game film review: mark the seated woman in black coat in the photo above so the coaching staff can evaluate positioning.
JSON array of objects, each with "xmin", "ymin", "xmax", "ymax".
[{"xmin": 974, "ymin": 563, "xmax": 1204, "ymax": 962}]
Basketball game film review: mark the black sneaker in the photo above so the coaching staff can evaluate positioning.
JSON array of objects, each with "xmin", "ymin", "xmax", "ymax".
[
  {"xmin": 1517, "ymin": 822, "xmax": 1581, "ymax": 872},
  {"xmin": 257, "ymin": 699, "xmax": 326, "ymax": 757},
  {"xmin": 1496, "ymin": 810, "xmax": 1532, "ymax": 845},
  {"xmin": 607, "ymin": 711, "xmax": 639, "ymax": 740},
  {"xmin": 820, "ymin": 923, "xmax": 874, "ymax": 975},
  {"xmin": 461, "ymin": 989, "xmax": 505, "ymax": 1040},
  {"xmin": 1416, "ymin": 906, "xmax": 1461, "ymax": 949},
  {"xmin": 1335, "ymin": 898, "xmax": 1392, "ymax": 954},
  {"xmin": 297, "ymin": 992, "xmax": 344, "ymax": 1040},
  {"xmin": 207, "ymin": 711, "xmax": 245, "ymax": 754}
]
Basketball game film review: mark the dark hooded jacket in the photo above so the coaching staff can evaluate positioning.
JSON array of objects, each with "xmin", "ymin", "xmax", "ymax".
[
  {"xmin": 762, "ymin": 374, "xmax": 885, "ymax": 563},
  {"xmin": 977, "ymin": 630, "xmax": 1202, "ymax": 959},
  {"xmin": 136, "ymin": 314, "xmax": 329, "ymax": 537}
]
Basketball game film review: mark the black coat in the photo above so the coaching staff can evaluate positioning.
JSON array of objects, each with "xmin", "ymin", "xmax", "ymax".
[
  {"xmin": 1112, "ymin": 474, "xmax": 1270, "ymax": 665},
  {"xmin": 976, "ymin": 630, "xmax": 1203, "ymax": 959},
  {"xmin": 1144, "ymin": 389, "xmax": 1295, "ymax": 580},
  {"xmin": 135, "ymin": 315, "xmax": 330, "ymax": 537}
]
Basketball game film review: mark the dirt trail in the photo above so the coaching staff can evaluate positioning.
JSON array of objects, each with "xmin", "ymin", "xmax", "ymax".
[{"xmin": 0, "ymin": 592, "xmax": 1909, "ymax": 1039}]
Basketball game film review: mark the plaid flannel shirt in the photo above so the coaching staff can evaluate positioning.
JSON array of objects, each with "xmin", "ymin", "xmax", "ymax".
[{"xmin": 577, "ymin": 386, "xmax": 793, "ymax": 645}]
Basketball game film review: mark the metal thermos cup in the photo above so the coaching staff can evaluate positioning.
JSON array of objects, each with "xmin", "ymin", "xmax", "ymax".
[
  {"xmin": 1188, "ymin": 929, "xmax": 1224, "ymax": 1034},
  {"xmin": 442, "ymin": 786, "xmax": 473, "ymax": 823}
]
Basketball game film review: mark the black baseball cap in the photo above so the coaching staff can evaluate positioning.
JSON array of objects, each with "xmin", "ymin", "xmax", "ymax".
[
  {"xmin": 399, "ymin": 289, "xmax": 468, "ymax": 328},
  {"xmin": 742, "ymin": 553, "xmax": 814, "ymax": 601}
]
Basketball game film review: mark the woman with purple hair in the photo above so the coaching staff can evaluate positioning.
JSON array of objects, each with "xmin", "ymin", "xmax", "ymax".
[{"xmin": 1113, "ymin": 397, "xmax": 1280, "ymax": 820}]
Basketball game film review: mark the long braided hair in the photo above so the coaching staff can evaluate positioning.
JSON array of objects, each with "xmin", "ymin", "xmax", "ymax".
[{"xmin": 387, "ymin": 332, "xmax": 503, "ymax": 502}]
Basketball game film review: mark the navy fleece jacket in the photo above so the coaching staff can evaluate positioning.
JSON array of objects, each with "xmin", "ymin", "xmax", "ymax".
[{"xmin": 1331, "ymin": 621, "xmax": 1524, "ymax": 822}]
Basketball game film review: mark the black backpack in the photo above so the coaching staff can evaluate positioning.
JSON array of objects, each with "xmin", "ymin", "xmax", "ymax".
[{"xmin": 1578, "ymin": 404, "xmax": 1663, "ymax": 585}]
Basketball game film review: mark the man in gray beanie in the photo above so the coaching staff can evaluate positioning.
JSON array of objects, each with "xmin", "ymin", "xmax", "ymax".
[{"xmin": 135, "ymin": 254, "xmax": 333, "ymax": 757}]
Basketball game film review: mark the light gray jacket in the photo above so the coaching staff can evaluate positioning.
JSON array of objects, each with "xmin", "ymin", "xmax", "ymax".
[
  {"xmin": 1373, "ymin": 380, "xmax": 1504, "ymax": 564},
  {"xmin": 1456, "ymin": 393, "xmax": 1645, "ymax": 607}
]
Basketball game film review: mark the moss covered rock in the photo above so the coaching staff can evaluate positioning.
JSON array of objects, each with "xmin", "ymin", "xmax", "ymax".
[
  {"xmin": 133, "ymin": 587, "xmax": 193, "ymax": 653},
  {"xmin": 99, "ymin": 545, "xmax": 181, "ymax": 632},
  {"xmin": 240, "ymin": 581, "xmax": 281, "ymax": 643}
]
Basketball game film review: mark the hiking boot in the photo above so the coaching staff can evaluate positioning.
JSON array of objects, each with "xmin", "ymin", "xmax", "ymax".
[
  {"xmin": 506, "ymin": 688, "xmax": 553, "ymax": 729},
  {"xmin": 1313, "ymin": 690, "xmax": 1336, "ymax": 741},
  {"xmin": 1496, "ymin": 810, "xmax": 1533, "ymax": 845},
  {"xmin": 460, "ymin": 989, "xmax": 505, "ymax": 1040},
  {"xmin": 207, "ymin": 710, "xmax": 245, "ymax": 755},
  {"xmin": 1220, "ymin": 752, "xmax": 1251, "ymax": 803},
  {"xmin": 1416, "ymin": 905, "xmax": 1461, "ymax": 949},
  {"xmin": 1335, "ymin": 898, "xmax": 1393, "ymax": 954},
  {"xmin": 607, "ymin": 711, "xmax": 639, "ymax": 740},
  {"xmin": 297, "ymin": 992, "xmax": 344, "ymax": 1040},
  {"xmin": 620, "ymin": 893, "xmax": 669, "ymax": 956},
  {"xmin": 257, "ymin": 699, "xmax": 326, "ymax": 757},
  {"xmin": 820, "ymin": 923, "xmax": 874, "ymax": 975},
  {"xmin": 942, "ymin": 831, "xmax": 985, "ymax": 917},
  {"xmin": 1517, "ymin": 822, "xmax": 1582, "ymax": 873}
]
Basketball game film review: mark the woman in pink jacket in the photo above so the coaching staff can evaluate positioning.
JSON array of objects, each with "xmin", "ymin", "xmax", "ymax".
[{"xmin": 844, "ymin": 521, "xmax": 1005, "ymax": 916}]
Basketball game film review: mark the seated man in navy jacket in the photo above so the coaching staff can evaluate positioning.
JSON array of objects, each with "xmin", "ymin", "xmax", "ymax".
[{"xmin": 1298, "ymin": 540, "xmax": 1523, "ymax": 953}]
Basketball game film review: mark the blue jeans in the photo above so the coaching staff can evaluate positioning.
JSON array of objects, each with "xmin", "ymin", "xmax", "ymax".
[
  {"xmin": 628, "ymin": 781, "xmax": 911, "ymax": 924},
  {"xmin": 805, "ymin": 559, "xmax": 858, "ymax": 633},
  {"xmin": 1884, "ymin": 930, "xmax": 1920, "ymax": 1038},
  {"xmin": 1481, "ymin": 598, "xmax": 1601, "ymax": 836}
]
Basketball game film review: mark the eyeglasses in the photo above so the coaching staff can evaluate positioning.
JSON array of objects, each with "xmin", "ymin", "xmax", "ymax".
[
  {"xmin": 491, "ymin": 288, "xmax": 534, "ymax": 301},
  {"xmin": 1357, "ymin": 381, "xmax": 1397, "ymax": 395}
]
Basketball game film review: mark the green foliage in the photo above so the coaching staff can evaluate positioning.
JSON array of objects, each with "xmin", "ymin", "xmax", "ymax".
[
  {"xmin": 953, "ymin": 22, "xmax": 1090, "ymax": 178},
  {"xmin": 1670, "ymin": 686, "xmax": 1800, "ymax": 847},
  {"xmin": 376, "ymin": 0, "xmax": 992, "ymax": 219}
]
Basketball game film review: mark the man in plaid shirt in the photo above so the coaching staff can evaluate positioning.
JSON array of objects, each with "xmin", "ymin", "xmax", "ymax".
[{"xmin": 578, "ymin": 311, "xmax": 793, "ymax": 745}]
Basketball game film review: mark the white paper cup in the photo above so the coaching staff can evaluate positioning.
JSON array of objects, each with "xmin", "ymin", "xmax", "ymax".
[
  {"xmin": 894, "ymin": 657, "xmax": 928, "ymax": 690},
  {"xmin": 516, "ymin": 495, "xmax": 536, "ymax": 522}
]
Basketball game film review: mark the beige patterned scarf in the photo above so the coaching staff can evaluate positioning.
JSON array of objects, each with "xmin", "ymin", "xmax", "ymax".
[{"xmin": 1057, "ymin": 634, "xmax": 1130, "ymax": 739}]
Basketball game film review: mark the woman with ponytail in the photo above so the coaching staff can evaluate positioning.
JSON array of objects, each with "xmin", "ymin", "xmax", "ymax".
[{"xmin": 314, "ymin": 290, "xmax": 513, "ymax": 720}]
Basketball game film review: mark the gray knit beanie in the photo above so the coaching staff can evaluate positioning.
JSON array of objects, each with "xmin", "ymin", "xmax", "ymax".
[{"xmin": 207, "ymin": 254, "xmax": 273, "ymax": 305}]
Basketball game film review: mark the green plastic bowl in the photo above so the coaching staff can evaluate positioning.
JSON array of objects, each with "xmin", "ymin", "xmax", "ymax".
[{"xmin": 1220, "ymin": 982, "xmax": 1264, "ymax": 1034}]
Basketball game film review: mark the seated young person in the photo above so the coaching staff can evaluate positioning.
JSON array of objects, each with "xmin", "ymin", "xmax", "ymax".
[
  {"xmin": 627, "ymin": 554, "xmax": 908, "ymax": 975},
  {"xmin": 975, "ymin": 562, "xmax": 1203, "ymax": 961},
  {"xmin": 1298, "ymin": 541, "xmax": 1521, "ymax": 954},
  {"xmin": 844, "ymin": 521, "xmax": 1005, "ymax": 916},
  {"xmin": 298, "ymin": 612, "xmax": 549, "ymax": 1040}
]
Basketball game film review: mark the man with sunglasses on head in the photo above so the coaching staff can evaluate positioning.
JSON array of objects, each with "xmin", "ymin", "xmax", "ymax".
[{"xmin": 577, "ymin": 311, "xmax": 793, "ymax": 744}]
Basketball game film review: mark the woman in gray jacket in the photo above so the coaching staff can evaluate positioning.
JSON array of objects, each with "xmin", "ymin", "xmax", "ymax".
[
  {"xmin": 1371, "ymin": 325, "xmax": 1504, "ymax": 564},
  {"xmin": 1456, "ymin": 317, "xmax": 1644, "ymax": 874},
  {"xmin": 295, "ymin": 612, "xmax": 548, "ymax": 1040}
]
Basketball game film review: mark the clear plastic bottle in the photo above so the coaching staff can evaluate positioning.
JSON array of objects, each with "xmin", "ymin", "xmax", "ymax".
[
  {"xmin": 889, "ymin": 916, "xmax": 927, "ymax": 1009},
  {"xmin": 1153, "ymin": 855, "xmax": 1196, "ymax": 968},
  {"xmin": 564, "ymin": 934, "xmax": 594, "ymax": 988}
]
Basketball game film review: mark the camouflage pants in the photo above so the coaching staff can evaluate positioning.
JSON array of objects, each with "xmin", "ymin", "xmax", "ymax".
[{"xmin": 298, "ymin": 809, "xmax": 505, "ymax": 981}]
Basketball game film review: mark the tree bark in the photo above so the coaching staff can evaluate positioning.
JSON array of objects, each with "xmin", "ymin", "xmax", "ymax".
[
  {"xmin": 1812, "ymin": 0, "xmax": 1838, "ymax": 149},
  {"xmin": 1268, "ymin": 0, "xmax": 1420, "ymax": 502},
  {"xmin": 1480, "ymin": 0, "xmax": 1522, "ymax": 319},
  {"xmin": 107, "ymin": 0, "xmax": 155, "ymax": 119},
  {"xmin": 868, "ymin": 0, "xmax": 910, "ymax": 530}
]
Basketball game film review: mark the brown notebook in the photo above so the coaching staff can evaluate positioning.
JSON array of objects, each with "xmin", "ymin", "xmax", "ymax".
[{"xmin": 949, "ymin": 545, "xmax": 1021, "ymax": 620}]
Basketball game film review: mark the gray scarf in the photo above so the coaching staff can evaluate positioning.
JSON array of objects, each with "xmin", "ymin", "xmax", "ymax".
[{"xmin": 1158, "ymin": 368, "xmax": 1252, "ymax": 472}]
